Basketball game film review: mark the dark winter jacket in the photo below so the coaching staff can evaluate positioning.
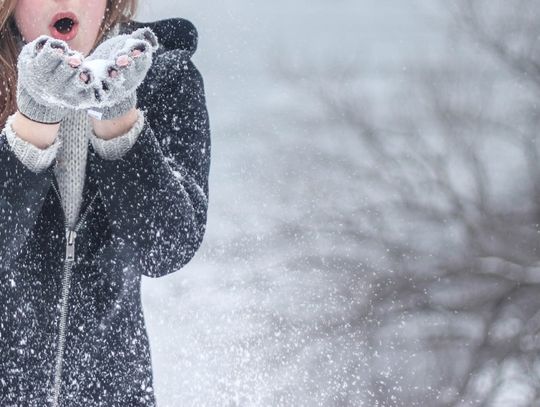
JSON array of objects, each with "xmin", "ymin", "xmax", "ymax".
[{"xmin": 0, "ymin": 18, "xmax": 211, "ymax": 406}]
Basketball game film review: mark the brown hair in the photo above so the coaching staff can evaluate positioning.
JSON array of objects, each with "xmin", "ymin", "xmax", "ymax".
[{"xmin": 0, "ymin": 0, "xmax": 138, "ymax": 128}]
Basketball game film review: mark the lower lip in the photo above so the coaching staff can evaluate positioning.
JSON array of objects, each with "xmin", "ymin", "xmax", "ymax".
[{"xmin": 49, "ymin": 23, "xmax": 79, "ymax": 42}]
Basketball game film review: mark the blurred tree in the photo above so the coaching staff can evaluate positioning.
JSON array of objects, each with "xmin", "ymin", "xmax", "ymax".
[{"xmin": 274, "ymin": 0, "xmax": 540, "ymax": 405}]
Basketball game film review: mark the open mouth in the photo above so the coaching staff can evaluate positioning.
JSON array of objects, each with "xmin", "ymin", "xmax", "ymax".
[
  {"xmin": 54, "ymin": 17, "xmax": 76, "ymax": 34},
  {"xmin": 49, "ymin": 12, "xmax": 79, "ymax": 41}
]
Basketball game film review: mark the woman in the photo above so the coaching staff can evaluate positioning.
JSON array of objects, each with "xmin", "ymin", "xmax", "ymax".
[{"xmin": 0, "ymin": 0, "xmax": 211, "ymax": 405}]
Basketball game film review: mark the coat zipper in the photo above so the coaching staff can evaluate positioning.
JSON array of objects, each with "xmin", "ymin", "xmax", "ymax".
[{"xmin": 50, "ymin": 179, "xmax": 99, "ymax": 407}]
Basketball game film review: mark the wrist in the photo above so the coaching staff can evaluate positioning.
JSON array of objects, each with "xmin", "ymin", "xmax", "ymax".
[
  {"xmin": 90, "ymin": 107, "xmax": 139, "ymax": 140},
  {"xmin": 12, "ymin": 111, "xmax": 61, "ymax": 149}
]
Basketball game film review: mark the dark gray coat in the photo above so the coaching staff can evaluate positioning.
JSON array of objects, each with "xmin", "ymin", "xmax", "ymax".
[{"xmin": 0, "ymin": 18, "xmax": 210, "ymax": 406}]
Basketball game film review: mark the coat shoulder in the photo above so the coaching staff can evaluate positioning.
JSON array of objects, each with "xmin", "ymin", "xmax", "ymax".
[{"xmin": 119, "ymin": 18, "xmax": 198, "ymax": 57}]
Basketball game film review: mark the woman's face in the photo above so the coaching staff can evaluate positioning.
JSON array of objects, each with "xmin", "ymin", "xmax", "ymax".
[{"xmin": 14, "ymin": 0, "xmax": 107, "ymax": 56}]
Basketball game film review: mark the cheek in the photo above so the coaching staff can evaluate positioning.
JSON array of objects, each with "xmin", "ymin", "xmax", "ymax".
[
  {"xmin": 14, "ymin": 0, "xmax": 45, "ymax": 42},
  {"xmin": 84, "ymin": 0, "xmax": 107, "ymax": 28}
]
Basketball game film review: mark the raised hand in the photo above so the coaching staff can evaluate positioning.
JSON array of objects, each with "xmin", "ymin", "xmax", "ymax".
[
  {"xmin": 82, "ymin": 27, "xmax": 159, "ymax": 120},
  {"xmin": 16, "ymin": 35, "xmax": 98, "ymax": 123}
]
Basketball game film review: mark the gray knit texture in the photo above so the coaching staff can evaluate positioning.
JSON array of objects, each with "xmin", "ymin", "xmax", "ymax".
[
  {"xmin": 83, "ymin": 27, "xmax": 159, "ymax": 120},
  {"xmin": 16, "ymin": 36, "xmax": 95, "ymax": 123},
  {"xmin": 16, "ymin": 86, "xmax": 68, "ymax": 124},
  {"xmin": 15, "ymin": 26, "xmax": 158, "ymax": 122},
  {"xmin": 89, "ymin": 93, "xmax": 138, "ymax": 122}
]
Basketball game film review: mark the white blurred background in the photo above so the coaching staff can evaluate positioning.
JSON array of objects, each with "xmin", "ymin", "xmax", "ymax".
[{"xmin": 136, "ymin": 1, "xmax": 540, "ymax": 406}]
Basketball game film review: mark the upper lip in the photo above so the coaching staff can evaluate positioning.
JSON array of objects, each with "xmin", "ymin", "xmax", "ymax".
[{"xmin": 49, "ymin": 11, "xmax": 79, "ymax": 29}]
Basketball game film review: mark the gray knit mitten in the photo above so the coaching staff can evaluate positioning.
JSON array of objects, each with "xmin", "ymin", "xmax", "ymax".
[
  {"xmin": 16, "ymin": 36, "xmax": 96, "ymax": 124},
  {"xmin": 83, "ymin": 27, "xmax": 159, "ymax": 121}
]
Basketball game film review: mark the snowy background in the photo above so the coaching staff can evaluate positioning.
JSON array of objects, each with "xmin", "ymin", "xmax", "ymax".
[{"xmin": 135, "ymin": 1, "xmax": 540, "ymax": 406}]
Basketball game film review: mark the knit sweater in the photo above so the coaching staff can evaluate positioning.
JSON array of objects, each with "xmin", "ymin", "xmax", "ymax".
[{"xmin": 3, "ymin": 25, "xmax": 145, "ymax": 229}]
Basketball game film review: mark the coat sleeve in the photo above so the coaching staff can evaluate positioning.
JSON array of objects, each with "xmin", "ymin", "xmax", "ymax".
[
  {"xmin": 0, "ymin": 123, "xmax": 56, "ymax": 271},
  {"xmin": 88, "ymin": 50, "xmax": 211, "ymax": 278}
]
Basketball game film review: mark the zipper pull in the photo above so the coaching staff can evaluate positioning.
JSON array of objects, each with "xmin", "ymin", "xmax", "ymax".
[{"xmin": 66, "ymin": 229, "xmax": 77, "ymax": 262}]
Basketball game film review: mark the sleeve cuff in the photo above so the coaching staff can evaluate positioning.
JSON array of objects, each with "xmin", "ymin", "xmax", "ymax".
[
  {"xmin": 4, "ymin": 113, "xmax": 62, "ymax": 173},
  {"xmin": 89, "ymin": 109, "xmax": 145, "ymax": 161}
]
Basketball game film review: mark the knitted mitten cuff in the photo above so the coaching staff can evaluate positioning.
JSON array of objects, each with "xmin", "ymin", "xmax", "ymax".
[
  {"xmin": 16, "ymin": 86, "xmax": 68, "ymax": 124},
  {"xmin": 89, "ymin": 108, "xmax": 145, "ymax": 160},
  {"xmin": 88, "ymin": 92, "xmax": 137, "ymax": 121},
  {"xmin": 3, "ymin": 113, "xmax": 62, "ymax": 173}
]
